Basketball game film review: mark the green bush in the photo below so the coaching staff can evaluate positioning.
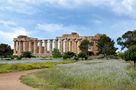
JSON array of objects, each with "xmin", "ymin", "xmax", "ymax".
[
  {"xmin": 74, "ymin": 55, "xmax": 79, "ymax": 61},
  {"xmin": 63, "ymin": 51, "xmax": 76, "ymax": 59},
  {"xmin": 52, "ymin": 48, "xmax": 62, "ymax": 58},
  {"xmin": 17, "ymin": 56, "xmax": 22, "ymax": 60},
  {"xmin": 22, "ymin": 51, "xmax": 33, "ymax": 58},
  {"xmin": 124, "ymin": 45, "xmax": 136, "ymax": 66},
  {"xmin": 78, "ymin": 52, "xmax": 88, "ymax": 60}
]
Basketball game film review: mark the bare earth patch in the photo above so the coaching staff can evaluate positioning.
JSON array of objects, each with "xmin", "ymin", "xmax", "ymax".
[{"xmin": 0, "ymin": 70, "xmax": 40, "ymax": 90}]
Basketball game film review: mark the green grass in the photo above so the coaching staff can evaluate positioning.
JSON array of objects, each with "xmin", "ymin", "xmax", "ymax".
[
  {"xmin": 0, "ymin": 60, "xmax": 74, "ymax": 73},
  {"xmin": 21, "ymin": 60, "xmax": 136, "ymax": 90}
]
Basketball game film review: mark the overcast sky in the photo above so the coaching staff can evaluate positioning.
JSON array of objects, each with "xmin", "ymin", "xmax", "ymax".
[{"xmin": 0, "ymin": 0, "xmax": 136, "ymax": 49}]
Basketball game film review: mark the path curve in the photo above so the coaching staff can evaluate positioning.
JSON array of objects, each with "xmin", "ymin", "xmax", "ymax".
[{"xmin": 0, "ymin": 70, "xmax": 41, "ymax": 90}]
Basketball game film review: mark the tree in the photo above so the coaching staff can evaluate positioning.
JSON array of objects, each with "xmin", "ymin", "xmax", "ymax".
[
  {"xmin": 117, "ymin": 30, "xmax": 136, "ymax": 50},
  {"xmin": 123, "ymin": 45, "xmax": 136, "ymax": 66},
  {"xmin": 97, "ymin": 34, "xmax": 117, "ymax": 57},
  {"xmin": 52, "ymin": 48, "xmax": 62, "ymax": 58},
  {"xmin": 63, "ymin": 51, "xmax": 76, "ymax": 59},
  {"xmin": 78, "ymin": 52, "xmax": 88, "ymax": 60},
  {"xmin": 0, "ymin": 43, "xmax": 13, "ymax": 58},
  {"xmin": 22, "ymin": 51, "xmax": 33, "ymax": 58},
  {"xmin": 79, "ymin": 39, "xmax": 90, "ymax": 55}
]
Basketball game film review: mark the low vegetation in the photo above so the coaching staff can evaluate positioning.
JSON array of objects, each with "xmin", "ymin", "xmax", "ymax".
[
  {"xmin": 0, "ymin": 60, "xmax": 74, "ymax": 73},
  {"xmin": 123, "ymin": 45, "xmax": 136, "ymax": 66},
  {"xmin": 63, "ymin": 51, "xmax": 76, "ymax": 59},
  {"xmin": 21, "ymin": 59, "xmax": 136, "ymax": 90},
  {"xmin": 52, "ymin": 48, "xmax": 62, "ymax": 58},
  {"xmin": 22, "ymin": 51, "xmax": 33, "ymax": 58}
]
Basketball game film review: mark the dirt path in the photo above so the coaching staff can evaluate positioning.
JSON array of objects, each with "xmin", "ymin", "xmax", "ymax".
[{"xmin": 0, "ymin": 70, "xmax": 41, "ymax": 90}]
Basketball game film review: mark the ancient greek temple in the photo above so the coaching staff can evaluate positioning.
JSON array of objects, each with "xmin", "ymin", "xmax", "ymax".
[{"xmin": 13, "ymin": 32, "xmax": 100, "ymax": 56}]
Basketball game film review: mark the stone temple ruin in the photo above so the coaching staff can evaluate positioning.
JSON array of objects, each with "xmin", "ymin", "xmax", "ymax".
[{"xmin": 13, "ymin": 32, "xmax": 100, "ymax": 56}]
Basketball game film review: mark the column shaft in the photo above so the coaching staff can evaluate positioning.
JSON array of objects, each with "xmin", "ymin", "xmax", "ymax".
[
  {"xmin": 59, "ymin": 40, "xmax": 63, "ymax": 54},
  {"xmin": 54, "ymin": 40, "xmax": 58, "ymax": 49},
  {"xmin": 72, "ymin": 40, "xmax": 75, "ymax": 53},
  {"xmin": 13, "ymin": 41, "xmax": 16, "ymax": 55},
  {"xmin": 16, "ymin": 41, "xmax": 19, "ymax": 54},
  {"xmin": 19, "ymin": 41, "xmax": 23, "ymax": 55},
  {"xmin": 75, "ymin": 40, "xmax": 78, "ymax": 54},
  {"xmin": 29, "ymin": 41, "xmax": 32, "ymax": 52},
  {"xmin": 34, "ymin": 40, "xmax": 37, "ymax": 55},
  {"xmin": 69, "ymin": 40, "xmax": 72, "ymax": 52},
  {"xmin": 49, "ymin": 40, "xmax": 53, "ymax": 54},
  {"xmin": 44, "ymin": 40, "xmax": 48, "ymax": 54},
  {"xmin": 23, "ymin": 41, "xmax": 27, "ymax": 52},
  {"xmin": 39, "ymin": 40, "xmax": 43, "ymax": 54},
  {"xmin": 77, "ymin": 40, "xmax": 81, "ymax": 54},
  {"xmin": 65, "ymin": 40, "xmax": 69, "ymax": 52}
]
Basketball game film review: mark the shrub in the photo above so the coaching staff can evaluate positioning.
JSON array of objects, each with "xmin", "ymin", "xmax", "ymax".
[
  {"xmin": 63, "ymin": 52, "xmax": 76, "ymax": 59},
  {"xmin": 52, "ymin": 48, "xmax": 62, "ymax": 58},
  {"xmin": 78, "ymin": 52, "xmax": 88, "ymax": 60},
  {"xmin": 124, "ymin": 45, "xmax": 136, "ymax": 66},
  {"xmin": 22, "ymin": 51, "xmax": 33, "ymax": 58},
  {"xmin": 74, "ymin": 55, "xmax": 79, "ymax": 61},
  {"xmin": 16, "ymin": 56, "xmax": 22, "ymax": 60}
]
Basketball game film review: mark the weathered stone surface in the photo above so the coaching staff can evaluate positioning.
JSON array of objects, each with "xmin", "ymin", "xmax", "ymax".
[{"xmin": 13, "ymin": 32, "xmax": 100, "ymax": 56}]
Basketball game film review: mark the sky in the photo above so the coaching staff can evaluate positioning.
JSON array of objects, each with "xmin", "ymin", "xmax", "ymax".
[{"xmin": 0, "ymin": 0, "xmax": 136, "ymax": 50}]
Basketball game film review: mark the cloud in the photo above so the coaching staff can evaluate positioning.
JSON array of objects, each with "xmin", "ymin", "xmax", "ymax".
[
  {"xmin": 36, "ymin": 23, "xmax": 77, "ymax": 33},
  {"xmin": 0, "ymin": 27, "xmax": 29, "ymax": 48},
  {"xmin": 0, "ymin": 20, "xmax": 16, "ymax": 27},
  {"xmin": 0, "ymin": 0, "xmax": 136, "ymax": 18},
  {"xmin": 0, "ymin": 0, "xmax": 39, "ymax": 15},
  {"xmin": 0, "ymin": 0, "xmax": 136, "ymax": 17}
]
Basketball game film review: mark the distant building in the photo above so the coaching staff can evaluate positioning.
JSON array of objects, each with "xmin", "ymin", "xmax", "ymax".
[{"xmin": 13, "ymin": 32, "xmax": 100, "ymax": 56}]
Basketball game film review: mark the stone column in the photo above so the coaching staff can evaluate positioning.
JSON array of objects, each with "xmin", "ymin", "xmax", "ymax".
[
  {"xmin": 19, "ymin": 41, "xmax": 23, "ymax": 55},
  {"xmin": 13, "ymin": 40, "xmax": 16, "ymax": 55},
  {"xmin": 23, "ymin": 41, "xmax": 27, "ymax": 52},
  {"xmin": 44, "ymin": 40, "xmax": 48, "ymax": 54},
  {"xmin": 49, "ymin": 39, "xmax": 53, "ymax": 54},
  {"xmin": 67, "ymin": 39, "xmax": 70, "ymax": 52},
  {"xmin": 65, "ymin": 39, "xmax": 69, "ymax": 52},
  {"xmin": 34, "ymin": 40, "xmax": 37, "ymax": 55},
  {"xmin": 39, "ymin": 40, "xmax": 43, "ymax": 54},
  {"xmin": 77, "ymin": 39, "xmax": 82, "ymax": 54},
  {"xmin": 28, "ymin": 41, "xmax": 32, "ymax": 52},
  {"xmin": 75, "ymin": 40, "xmax": 78, "ymax": 54},
  {"xmin": 69, "ymin": 40, "xmax": 72, "ymax": 52},
  {"xmin": 16, "ymin": 41, "xmax": 19, "ymax": 54},
  {"xmin": 54, "ymin": 39, "xmax": 58, "ymax": 49},
  {"xmin": 59, "ymin": 39, "xmax": 63, "ymax": 54},
  {"xmin": 72, "ymin": 39, "xmax": 75, "ymax": 53}
]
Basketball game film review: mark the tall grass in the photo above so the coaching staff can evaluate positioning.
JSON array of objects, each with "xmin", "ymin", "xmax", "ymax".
[{"xmin": 21, "ymin": 59, "xmax": 136, "ymax": 90}]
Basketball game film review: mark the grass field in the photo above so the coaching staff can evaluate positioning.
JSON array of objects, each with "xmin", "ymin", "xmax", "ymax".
[
  {"xmin": 21, "ymin": 59, "xmax": 136, "ymax": 90},
  {"xmin": 0, "ymin": 60, "xmax": 74, "ymax": 73}
]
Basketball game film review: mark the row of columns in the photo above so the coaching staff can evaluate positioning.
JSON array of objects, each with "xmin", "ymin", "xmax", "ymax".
[{"xmin": 13, "ymin": 39, "xmax": 82, "ymax": 56}]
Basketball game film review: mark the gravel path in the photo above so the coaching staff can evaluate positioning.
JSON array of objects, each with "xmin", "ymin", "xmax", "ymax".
[{"xmin": 0, "ymin": 70, "xmax": 41, "ymax": 90}]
